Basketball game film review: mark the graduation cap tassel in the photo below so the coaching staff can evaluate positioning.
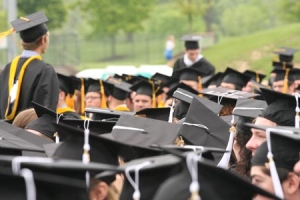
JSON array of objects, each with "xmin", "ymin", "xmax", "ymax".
[
  {"xmin": 65, "ymin": 94, "xmax": 75, "ymax": 109},
  {"xmin": 186, "ymin": 152, "xmax": 202, "ymax": 200},
  {"xmin": 197, "ymin": 76, "xmax": 202, "ymax": 94},
  {"xmin": 150, "ymin": 81, "xmax": 157, "ymax": 108},
  {"xmin": 55, "ymin": 114, "xmax": 63, "ymax": 143},
  {"xmin": 217, "ymin": 115, "xmax": 235, "ymax": 169},
  {"xmin": 256, "ymin": 72, "xmax": 260, "ymax": 83},
  {"xmin": 125, "ymin": 161, "xmax": 152, "ymax": 200},
  {"xmin": 83, "ymin": 119, "xmax": 91, "ymax": 164},
  {"xmin": 265, "ymin": 128, "xmax": 286, "ymax": 199},
  {"xmin": 282, "ymin": 68, "xmax": 290, "ymax": 93},
  {"xmin": 99, "ymin": 80, "xmax": 107, "ymax": 109},
  {"xmin": 80, "ymin": 78, "xmax": 85, "ymax": 115},
  {"xmin": 83, "ymin": 119, "xmax": 91, "ymax": 188},
  {"xmin": 293, "ymin": 93, "xmax": 300, "ymax": 128},
  {"xmin": 168, "ymin": 98, "xmax": 176, "ymax": 123},
  {"xmin": 19, "ymin": 169, "xmax": 36, "ymax": 200}
]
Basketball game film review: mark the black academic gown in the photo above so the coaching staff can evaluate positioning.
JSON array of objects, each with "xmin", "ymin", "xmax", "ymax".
[
  {"xmin": 0, "ymin": 58, "xmax": 59, "ymax": 120},
  {"xmin": 172, "ymin": 57, "xmax": 215, "ymax": 77}
]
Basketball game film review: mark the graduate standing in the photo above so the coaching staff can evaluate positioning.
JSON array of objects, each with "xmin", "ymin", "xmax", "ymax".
[
  {"xmin": 172, "ymin": 35, "xmax": 215, "ymax": 77},
  {"xmin": 0, "ymin": 12, "xmax": 59, "ymax": 122}
]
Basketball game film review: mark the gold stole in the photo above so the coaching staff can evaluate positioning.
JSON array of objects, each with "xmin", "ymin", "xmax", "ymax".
[{"xmin": 5, "ymin": 55, "xmax": 42, "ymax": 120}]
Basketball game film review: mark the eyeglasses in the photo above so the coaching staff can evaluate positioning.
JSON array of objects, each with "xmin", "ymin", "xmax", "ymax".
[{"xmin": 85, "ymin": 96, "xmax": 100, "ymax": 101}]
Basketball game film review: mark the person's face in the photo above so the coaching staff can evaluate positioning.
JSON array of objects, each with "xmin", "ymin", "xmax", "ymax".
[
  {"xmin": 246, "ymin": 117, "xmax": 276, "ymax": 156},
  {"xmin": 251, "ymin": 166, "xmax": 276, "ymax": 200},
  {"xmin": 180, "ymin": 80, "xmax": 198, "ymax": 91},
  {"xmin": 133, "ymin": 94, "xmax": 152, "ymax": 112},
  {"xmin": 220, "ymin": 82, "xmax": 236, "ymax": 90},
  {"xmin": 272, "ymin": 80, "xmax": 284, "ymax": 93},
  {"xmin": 272, "ymin": 80, "xmax": 295, "ymax": 94},
  {"xmin": 242, "ymin": 81, "xmax": 253, "ymax": 93},
  {"xmin": 85, "ymin": 92, "xmax": 101, "ymax": 108},
  {"xmin": 186, "ymin": 49, "xmax": 200, "ymax": 62}
]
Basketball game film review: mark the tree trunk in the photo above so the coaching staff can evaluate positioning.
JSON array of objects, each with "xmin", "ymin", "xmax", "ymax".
[
  {"xmin": 204, "ymin": 0, "xmax": 213, "ymax": 32},
  {"xmin": 188, "ymin": 13, "xmax": 193, "ymax": 33},
  {"xmin": 126, "ymin": 32, "xmax": 134, "ymax": 42},
  {"xmin": 110, "ymin": 34, "xmax": 116, "ymax": 58}
]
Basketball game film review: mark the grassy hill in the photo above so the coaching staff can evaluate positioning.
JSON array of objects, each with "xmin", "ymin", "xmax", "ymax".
[
  {"xmin": 75, "ymin": 23, "xmax": 300, "ymax": 74},
  {"xmin": 204, "ymin": 23, "xmax": 300, "ymax": 73}
]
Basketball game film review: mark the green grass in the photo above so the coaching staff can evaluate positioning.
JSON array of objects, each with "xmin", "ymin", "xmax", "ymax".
[
  {"xmin": 204, "ymin": 23, "xmax": 300, "ymax": 73},
  {"xmin": 44, "ymin": 23, "xmax": 300, "ymax": 74}
]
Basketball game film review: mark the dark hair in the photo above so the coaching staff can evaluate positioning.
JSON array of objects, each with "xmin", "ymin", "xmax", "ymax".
[
  {"xmin": 219, "ymin": 103, "xmax": 235, "ymax": 116},
  {"xmin": 261, "ymin": 167, "xmax": 290, "ymax": 183},
  {"xmin": 234, "ymin": 117, "xmax": 253, "ymax": 178}
]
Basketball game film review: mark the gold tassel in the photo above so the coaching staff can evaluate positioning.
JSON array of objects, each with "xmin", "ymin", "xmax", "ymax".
[
  {"xmin": 283, "ymin": 68, "xmax": 290, "ymax": 94},
  {"xmin": 80, "ymin": 78, "xmax": 85, "ymax": 115},
  {"xmin": 65, "ymin": 94, "xmax": 75, "ymax": 109},
  {"xmin": 99, "ymin": 80, "xmax": 107, "ymax": 108},
  {"xmin": 256, "ymin": 72, "xmax": 260, "ymax": 83},
  {"xmin": 0, "ymin": 29, "xmax": 14, "ymax": 40},
  {"xmin": 198, "ymin": 76, "xmax": 203, "ymax": 97},
  {"xmin": 283, "ymin": 62, "xmax": 286, "ymax": 70},
  {"xmin": 150, "ymin": 80, "xmax": 157, "ymax": 108}
]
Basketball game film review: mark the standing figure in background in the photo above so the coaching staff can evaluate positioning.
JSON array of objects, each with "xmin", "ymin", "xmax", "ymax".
[
  {"xmin": 0, "ymin": 11, "xmax": 59, "ymax": 122},
  {"xmin": 165, "ymin": 35, "xmax": 175, "ymax": 66},
  {"xmin": 172, "ymin": 35, "xmax": 215, "ymax": 77}
]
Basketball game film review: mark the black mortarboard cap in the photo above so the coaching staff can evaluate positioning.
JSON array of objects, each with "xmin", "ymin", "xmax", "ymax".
[
  {"xmin": 25, "ymin": 114, "xmax": 57, "ymax": 141},
  {"xmin": 61, "ymin": 119, "xmax": 115, "ymax": 135},
  {"xmin": 52, "ymin": 123, "xmax": 119, "ymax": 165},
  {"xmin": 181, "ymin": 35, "xmax": 201, "ymax": 50},
  {"xmin": 271, "ymin": 68, "xmax": 294, "ymax": 82},
  {"xmin": 111, "ymin": 154, "xmax": 181, "ymax": 200},
  {"xmin": 151, "ymin": 73, "xmax": 171, "ymax": 86},
  {"xmin": 221, "ymin": 67, "xmax": 252, "ymax": 90},
  {"xmin": 0, "ymin": 124, "xmax": 44, "ymax": 156},
  {"xmin": 11, "ymin": 11, "xmax": 49, "ymax": 43},
  {"xmin": 153, "ymin": 159, "xmax": 281, "ymax": 200},
  {"xmin": 0, "ymin": 170, "xmax": 89, "ymax": 200},
  {"xmin": 172, "ymin": 88, "xmax": 223, "ymax": 120},
  {"xmin": 86, "ymin": 78, "xmax": 113, "ymax": 96},
  {"xmin": 0, "ymin": 121, "xmax": 51, "ymax": 149},
  {"xmin": 162, "ymin": 77, "xmax": 179, "ymax": 90},
  {"xmin": 54, "ymin": 123, "xmax": 163, "ymax": 163},
  {"xmin": 200, "ymin": 87, "xmax": 259, "ymax": 105},
  {"xmin": 233, "ymin": 98, "xmax": 267, "ymax": 118},
  {"xmin": 259, "ymin": 87, "xmax": 297, "ymax": 126},
  {"xmin": 173, "ymin": 67, "xmax": 206, "ymax": 82},
  {"xmin": 166, "ymin": 82, "xmax": 199, "ymax": 98},
  {"xmin": 57, "ymin": 73, "xmax": 75, "ymax": 96},
  {"xmin": 202, "ymin": 72, "xmax": 223, "ymax": 88},
  {"xmin": 85, "ymin": 107, "xmax": 134, "ymax": 121},
  {"xmin": 111, "ymin": 115, "xmax": 182, "ymax": 147},
  {"xmin": 122, "ymin": 74, "xmax": 144, "ymax": 85},
  {"xmin": 290, "ymin": 68, "xmax": 300, "ymax": 80},
  {"xmin": 244, "ymin": 70, "xmax": 266, "ymax": 83},
  {"xmin": 135, "ymin": 107, "xmax": 170, "ymax": 122},
  {"xmin": 274, "ymin": 47, "xmax": 298, "ymax": 62},
  {"xmin": 31, "ymin": 101, "xmax": 62, "ymax": 119},
  {"xmin": 130, "ymin": 79, "xmax": 163, "ymax": 97},
  {"xmin": 272, "ymin": 61, "xmax": 293, "ymax": 69},
  {"xmin": 178, "ymin": 97, "xmax": 230, "ymax": 164},
  {"xmin": 106, "ymin": 78, "xmax": 132, "ymax": 100}
]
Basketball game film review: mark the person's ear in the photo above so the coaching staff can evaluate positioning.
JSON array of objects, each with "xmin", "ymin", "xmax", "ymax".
[
  {"xmin": 90, "ymin": 181, "xmax": 109, "ymax": 200},
  {"xmin": 282, "ymin": 172, "xmax": 300, "ymax": 195}
]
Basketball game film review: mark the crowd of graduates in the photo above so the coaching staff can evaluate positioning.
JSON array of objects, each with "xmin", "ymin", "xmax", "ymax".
[{"xmin": 1, "ymin": 11, "xmax": 300, "ymax": 200}]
